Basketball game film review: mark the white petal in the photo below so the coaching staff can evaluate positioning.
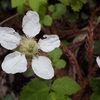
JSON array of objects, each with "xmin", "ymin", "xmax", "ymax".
[
  {"xmin": 32, "ymin": 56, "xmax": 54, "ymax": 79},
  {"xmin": 22, "ymin": 21, "xmax": 41, "ymax": 37},
  {"xmin": 96, "ymin": 57, "xmax": 100, "ymax": 68},
  {"xmin": 22, "ymin": 10, "xmax": 39, "ymax": 25},
  {"xmin": 2, "ymin": 51, "xmax": 27, "ymax": 74},
  {"xmin": 38, "ymin": 35, "xmax": 60, "ymax": 52},
  {"xmin": 0, "ymin": 27, "xmax": 21, "ymax": 50},
  {"xmin": 22, "ymin": 10, "xmax": 41, "ymax": 37}
]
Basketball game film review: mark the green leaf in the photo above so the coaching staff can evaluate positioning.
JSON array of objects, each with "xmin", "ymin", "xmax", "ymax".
[
  {"xmin": 11, "ymin": 0, "xmax": 26, "ymax": 8},
  {"xmin": 71, "ymin": 1, "xmax": 83, "ymax": 11},
  {"xmin": 43, "ymin": 15, "xmax": 52, "ymax": 26},
  {"xmin": 90, "ymin": 93, "xmax": 100, "ymax": 100},
  {"xmin": 59, "ymin": 0, "xmax": 71, "ymax": 6},
  {"xmin": 51, "ymin": 3, "xmax": 66, "ymax": 19},
  {"xmin": 89, "ymin": 77, "xmax": 100, "ymax": 92},
  {"xmin": 55, "ymin": 3, "xmax": 66, "ymax": 15},
  {"xmin": 20, "ymin": 79, "xmax": 49, "ymax": 100},
  {"xmin": 48, "ymin": 48, "xmax": 62, "ymax": 63},
  {"xmin": 17, "ymin": 4, "xmax": 25, "ymax": 14},
  {"xmin": 48, "ymin": 92, "xmax": 71, "ymax": 100},
  {"xmin": 52, "ymin": 12, "xmax": 62, "ymax": 19},
  {"xmin": 67, "ymin": 12, "xmax": 79, "ymax": 22},
  {"xmin": 29, "ymin": 0, "xmax": 47, "ymax": 17},
  {"xmin": 52, "ymin": 77, "xmax": 81, "ymax": 95},
  {"xmin": 79, "ymin": 0, "xmax": 87, "ymax": 4},
  {"xmin": 48, "ymin": 5, "xmax": 55, "ymax": 12},
  {"xmin": 55, "ymin": 59, "xmax": 66, "ymax": 69}
]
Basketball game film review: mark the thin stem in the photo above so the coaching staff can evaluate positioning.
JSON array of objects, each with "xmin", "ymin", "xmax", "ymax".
[{"xmin": 0, "ymin": 13, "xmax": 18, "ymax": 26}]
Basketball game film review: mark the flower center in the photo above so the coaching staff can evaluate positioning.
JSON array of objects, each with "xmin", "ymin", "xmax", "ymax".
[{"xmin": 18, "ymin": 36, "xmax": 39, "ymax": 58}]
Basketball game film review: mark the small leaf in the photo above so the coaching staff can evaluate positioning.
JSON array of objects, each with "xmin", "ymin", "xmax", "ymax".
[
  {"xmin": 71, "ymin": 1, "xmax": 83, "ymax": 11},
  {"xmin": 90, "ymin": 93, "xmax": 100, "ymax": 100},
  {"xmin": 29, "ymin": 0, "xmax": 47, "ymax": 17},
  {"xmin": 51, "ymin": 3, "xmax": 66, "ymax": 19},
  {"xmin": 48, "ymin": 92, "xmax": 71, "ymax": 100},
  {"xmin": 89, "ymin": 77, "xmax": 100, "ymax": 92},
  {"xmin": 52, "ymin": 12, "xmax": 62, "ymax": 19},
  {"xmin": 59, "ymin": 0, "xmax": 71, "ymax": 6},
  {"xmin": 17, "ymin": 4, "xmax": 25, "ymax": 14},
  {"xmin": 52, "ymin": 77, "xmax": 81, "ymax": 95},
  {"xmin": 55, "ymin": 59, "xmax": 66, "ymax": 69},
  {"xmin": 11, "ymin": 0, "xmax": 26, "ymax": 8},
  {"xmin": 48, "ymin": 48, "xmax": 62, "ymax": 63},
  {"xmin": 67, "ymin": 12, "xmax": 79, "ymax": 22},
  {"xmin": 48, "ymin": 5, "xmax": 55, "ymax": 12},
  {"xmin": 20, "ymin": 79, "xmax": 49, "ymax": 100},
  {"xmin": 43, "ymin": 15, "xmax": 52, "ymax": 26}
]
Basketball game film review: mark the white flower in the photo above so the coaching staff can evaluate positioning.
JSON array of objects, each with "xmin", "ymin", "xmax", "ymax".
[
  {"xmin": 0, "ymin": 10, "xmax": 60, "ymax": 79},
  {"xmin": 96, "ymin": 57, "xmax": 100, "ymax": 67}
]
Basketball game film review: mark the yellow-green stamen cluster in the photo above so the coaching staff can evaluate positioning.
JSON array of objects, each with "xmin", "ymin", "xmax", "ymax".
[{"xmin": 18, "ymin": 36, "xmax": 39, "ymax": 58}]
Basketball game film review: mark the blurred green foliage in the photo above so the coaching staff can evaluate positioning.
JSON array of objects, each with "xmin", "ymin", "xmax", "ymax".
[
  {"xmin": 11, "ymin": 0, "xmax": 87, "ymax": 26},
  {"xmin": 89, "ymin": 77, "xmax": 100, "ymax": 100},
  {"xmin": 20, "ymin": 77, "xmax": 81, "ymax": 100},
  {"xmin": 48, "ymin": 48, "xmax": 66, "ymax": 69}
]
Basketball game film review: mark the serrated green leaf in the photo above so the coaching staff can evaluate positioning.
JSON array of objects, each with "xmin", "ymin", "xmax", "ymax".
[
  {"xmin": 48, "ymin": 48, "xmax": 62, "ymax": 63},
  {"xmin": 48, "ymin": 5, "xmax": 55, "ymax": 12},
  {"xmin": 90, "ymin": 93, "xmax": 100, "ymax": 100},
  {"xmin": 59, "ymin": 0, "xmax": 71, "ymax": 6},
  {"xmin": 20, "ymin": 79, "xmax": 49, "ymax": 100},
  {"xmin": 11, "ymin": 0, "xmax": 26, "ymax": 8},
  {"xmin": 52, "ymin": 77, "xmax": 81, "ymax": 95},
  {"xmin": 55, "ymin": 59, "xmax": 66, "ymax": 69},
  {"xmin": 48, "ymin": 92, "xmax": 70, "ymax": 100},
  {"xmin": 71, "ymin": 1, "xmax": 83, "ymax": 11},
  {"xmin": 79, "ymin": 0, "xmax": 87, "ymax": 4},
  {"xmin": 29, "ymin": 0, "xmax": 47, "ymax": 17},
  {"xmin": 43, "ymin": 15, "xmax": 52, "ymax": 26}
]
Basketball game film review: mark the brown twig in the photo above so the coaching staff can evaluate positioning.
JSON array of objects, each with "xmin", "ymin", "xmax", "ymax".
[
  {"xmin": 61, "ymin": 44, "xmax": 83, "ymax": 86},
  {"xmin": 85, "ymin": 17, "xmax": 94, "ymax": 69},
  {"xmin": 0, "ymin": 13, "xmax": 18, "ymax": 26}
]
